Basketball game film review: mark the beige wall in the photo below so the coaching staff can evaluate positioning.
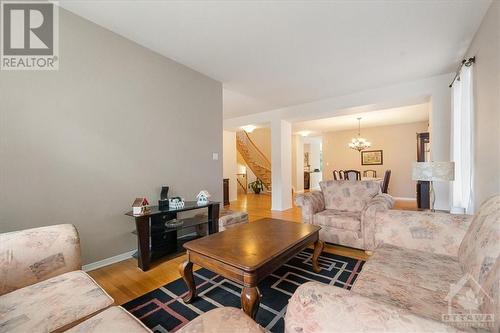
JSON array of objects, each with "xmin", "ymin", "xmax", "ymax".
[
  {"xmin": 0, "ymin": 9, "xmax": 223, "ymax": 264},
  {"xmin": 247, "ymin": 128, "xmax": 271, "ymax": 161},
  {"xmin": 322, "ymin": 121, "xmax": 429, "ymax": 198},
  {"xmin": 464, "ymin": 1, "xmax": 500, "ymax": 210}
]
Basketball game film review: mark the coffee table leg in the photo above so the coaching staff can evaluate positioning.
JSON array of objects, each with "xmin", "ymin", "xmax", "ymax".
[
  {"xmin": 312, "ymin": 240, "xmax": 324, "ymax": 273},
  {"xmin": 179, "ymin": 261, "xmax": 196, "ymax": 303},
  {"xmin": 241, "ymin": 287, "xmax": 260, "ymax": 319}
]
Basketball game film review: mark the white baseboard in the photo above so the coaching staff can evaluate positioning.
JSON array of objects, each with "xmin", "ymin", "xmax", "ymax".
[
  {"xmin": 82, "ymin": 249, "xmax": 136, "ymax": 272},
  {"xmin": 392, "ymin": 197, "xmax": 416, "ymax": 201}
]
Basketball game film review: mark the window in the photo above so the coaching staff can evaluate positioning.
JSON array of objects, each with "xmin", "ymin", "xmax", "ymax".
[{"xmin": 451, "ymin": 64, "xmax": 474, "ymax": 214}]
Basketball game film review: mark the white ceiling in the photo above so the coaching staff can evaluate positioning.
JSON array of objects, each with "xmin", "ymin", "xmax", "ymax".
[
  {"xmin": 59, "ymin": 1, "xmax": 490, "ymax": 119},
  {"xmin": 293, "ymin": 103, "xmax": 429, "ymax": 136}
]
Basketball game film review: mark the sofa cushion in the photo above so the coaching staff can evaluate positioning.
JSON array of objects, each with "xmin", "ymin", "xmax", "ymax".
[
  {"xmin": 353, "ymin": 274, "xmax": 481, "ymax": 331},
  {"xmin": 319, "ymin": 180, "xmax": 380, "ymax": 212},
  {"xmin": 0, "ymin": 270, "xmax": 113, "ymax": 332},
  {"xmin": 458, "ymin": 195, "xmax": 500, "ymax": 284},
  {"xmin": 353, "ymin": 244, "xmax": 482, "ymax": 328},
  {"xmin": 360, "ymin": 244, "xmax": 463, "ymax": 292},
  {"xmin": 313, "ymin": 209, "xmax": 361, "ymax": 231},
  {"xmin": 319, "ymin": 228, "xmax": 364, "ymax": 249},
  {"xmin": 285, "ymin": 282, "xmax": 462, "ymax": 333},
  {"xmin": 66, "ymin": 306, "xmax": 151, "ymax": 333},
  {"xmin": 0, "ymin": 224, "xmax": 81, "ymax": 296},
  {"xmin": 176, "ymin": 307, "xmax": 264, "ymax": 333},
  {"xmin": 373, "ymin": 210, "xmax": 472, "ymax": 257}
]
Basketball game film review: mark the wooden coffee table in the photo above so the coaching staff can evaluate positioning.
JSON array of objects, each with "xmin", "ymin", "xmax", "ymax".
[{"xmin": 179, "ymin": 218, "xmax": 323, "ymax": 319}]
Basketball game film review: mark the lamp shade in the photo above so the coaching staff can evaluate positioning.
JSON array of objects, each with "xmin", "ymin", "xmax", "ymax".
[{"xmin": 412, "ymin": 162, "xmax": 455, "ymax": 182}]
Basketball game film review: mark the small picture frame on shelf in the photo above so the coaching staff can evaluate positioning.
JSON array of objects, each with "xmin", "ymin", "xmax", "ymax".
[{"xmin": 159, "ymin": 185, "xmax": 170, "ymax": 208}]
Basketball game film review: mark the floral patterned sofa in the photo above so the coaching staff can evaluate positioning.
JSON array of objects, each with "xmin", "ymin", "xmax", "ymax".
[
  {"xmin": 295, "ymin": 180, "xmax": 394, "ymax": 251},
  {"xmin": 218, "ymin": 209, "xmax": 249, "ymax": 231},
  {"xmin": 196, "ymin": 208, "xmax": 248, "ymax": 232},
  {"xmin": 285, "ymin": 195, "xmax": 500, "ymax": 333},
  {"xmin": 0, "ymin": 224, "xmax": 151, "ymax": 332}
]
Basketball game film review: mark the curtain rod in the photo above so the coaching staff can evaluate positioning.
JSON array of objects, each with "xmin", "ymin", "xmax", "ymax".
[{"xmin": 449, "ymin": 57, "xmax": 476, "ymax": 88}]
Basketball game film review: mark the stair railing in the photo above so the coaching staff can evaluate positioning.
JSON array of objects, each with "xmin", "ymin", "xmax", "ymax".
[
  {"xmin": 236, "ymin": 131, "xmax": 271, "ymax": 171},
  {"xmin": 236, "ymin": 131, "xmax": 272, "ymax": 190}
]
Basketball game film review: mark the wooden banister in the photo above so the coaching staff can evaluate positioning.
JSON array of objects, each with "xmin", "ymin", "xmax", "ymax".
[
  {"xmin": 240, "ymin": 131, "xmax": 271, "ymax": 166},
  {"xmin": 236, "ymin": 131, "xmax": 272, "ymax": 190}
]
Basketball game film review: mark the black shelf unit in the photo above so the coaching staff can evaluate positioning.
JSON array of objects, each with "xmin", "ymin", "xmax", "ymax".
[
  {"xmin": 133, "ymin": 234, "xmax": 205, "ymax": 262},
  {"xmin": 126, "ymin": 201, "xmax": 220, "ymax": 271}
]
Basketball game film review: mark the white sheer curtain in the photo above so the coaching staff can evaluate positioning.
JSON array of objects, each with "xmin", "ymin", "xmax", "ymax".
[{"xmin": 451, "ymin": 65, "xmax": 474, "ymax": 214}]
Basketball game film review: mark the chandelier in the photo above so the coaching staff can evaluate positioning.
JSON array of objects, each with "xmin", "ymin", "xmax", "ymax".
[{"xmin": 348, "ymin": 117, "xmax": 371, "ymax": 151}]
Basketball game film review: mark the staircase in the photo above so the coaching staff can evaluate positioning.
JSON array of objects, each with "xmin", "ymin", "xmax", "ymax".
[{"xmin": 236, "ymin": 131, "xmax": 272, "ymax": 190}]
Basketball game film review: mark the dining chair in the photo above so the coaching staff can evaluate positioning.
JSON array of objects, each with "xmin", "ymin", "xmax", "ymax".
[
  {"xmin": 344, "ymin": 169, "xmax": 361, "ymax": 180},
  {"xmin": 381, "ymin": 169, "xmax": 391, "ymax": 193},
  {"xmin": 333, "ymin": 170, "xmax": 341, "ymax": 180},
  {"xmin": 338, "ymin": 170, "xmax": 345, "ymax": 180},
  {"xmin": 363, "ymin": 169, "xmax": 377, "ymax": 178}
]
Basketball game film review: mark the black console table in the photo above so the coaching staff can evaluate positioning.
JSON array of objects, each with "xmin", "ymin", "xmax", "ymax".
[{"xmin": 126, "ymin": 201, "xmax": 220, "ymax": 271}]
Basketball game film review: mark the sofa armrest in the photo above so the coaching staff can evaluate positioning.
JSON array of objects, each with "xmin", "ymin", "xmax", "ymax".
[
  {"xmin": 295, "ymin": 191, "xmax": 325, "ymax": 224},
  {"xmin": 285, "ymin": 282, "xmax": 462, "ymax": 333},
  {"xmin": 374, "ymin": 210, "xmax": 472, "ymax": 257},
  {"xmin": 0, "ymin": 224, "xmax": 81, "ymax": 295},
  {"xmin": 362, "ymin": 194, "xmax": 394, "ymax": 250}
]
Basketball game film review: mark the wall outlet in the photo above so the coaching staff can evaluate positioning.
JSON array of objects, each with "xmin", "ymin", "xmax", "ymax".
[{"xmin": 212, "ymin": 152, "xmax": 219, "ymax": 160}]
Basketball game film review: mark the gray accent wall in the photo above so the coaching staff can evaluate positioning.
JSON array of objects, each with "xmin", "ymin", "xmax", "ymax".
[{"xmin": 0, "ymin": 9, "xmax": 223, "ymax": 264}]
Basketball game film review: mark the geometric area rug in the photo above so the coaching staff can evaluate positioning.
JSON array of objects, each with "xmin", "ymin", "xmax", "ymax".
[{"xmin": 123, "ymin": 248, "xmax": 365, "ymax": 333}]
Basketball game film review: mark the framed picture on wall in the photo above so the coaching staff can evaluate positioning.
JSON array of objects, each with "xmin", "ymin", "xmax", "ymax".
[{"xmin": 361, "ymin": 150, "xmax": 383, "ymax": 165}]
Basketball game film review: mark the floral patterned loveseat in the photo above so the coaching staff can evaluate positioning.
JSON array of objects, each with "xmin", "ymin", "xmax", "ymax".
[
  {"xmin": 295, "ymin": 180, "xmax": 394, "ymax": 251},
  {"xmin": 286, "ymin": 195, "xmax": 500, "ymax": 333}
]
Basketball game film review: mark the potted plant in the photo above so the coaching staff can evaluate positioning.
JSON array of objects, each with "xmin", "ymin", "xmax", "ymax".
[{"xmin": 248, "ymin": 178, "xmax": 264, "ymax": 194}]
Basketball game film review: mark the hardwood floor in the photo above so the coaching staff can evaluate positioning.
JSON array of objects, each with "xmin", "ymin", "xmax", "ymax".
[
  {"xmin": 392, "ymin": 198, "xmax": 418, "ymax": 211},
  {"xmin": 88, "ymin": 193, "xmax": 416, "ymax": 305}
]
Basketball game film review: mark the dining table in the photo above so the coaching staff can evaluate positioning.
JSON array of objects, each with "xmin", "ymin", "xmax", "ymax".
[
  {"xmin": 361, "ymin": 177, "xmax": 384, "ymax": 190},
  {"xmin": 361, "ymin": 177, "xmax": 383, "ymax": 181}
]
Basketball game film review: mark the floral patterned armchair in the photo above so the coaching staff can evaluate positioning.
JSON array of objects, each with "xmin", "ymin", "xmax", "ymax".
[{"xmin": 295, "ymin": 180, "xmax": 394, "ymax": 251}]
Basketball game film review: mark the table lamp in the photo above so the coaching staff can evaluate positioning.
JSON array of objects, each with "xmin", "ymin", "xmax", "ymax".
[{"xmin": 412, "ymin": 162, "xmax": 455, "ymax": 211}]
